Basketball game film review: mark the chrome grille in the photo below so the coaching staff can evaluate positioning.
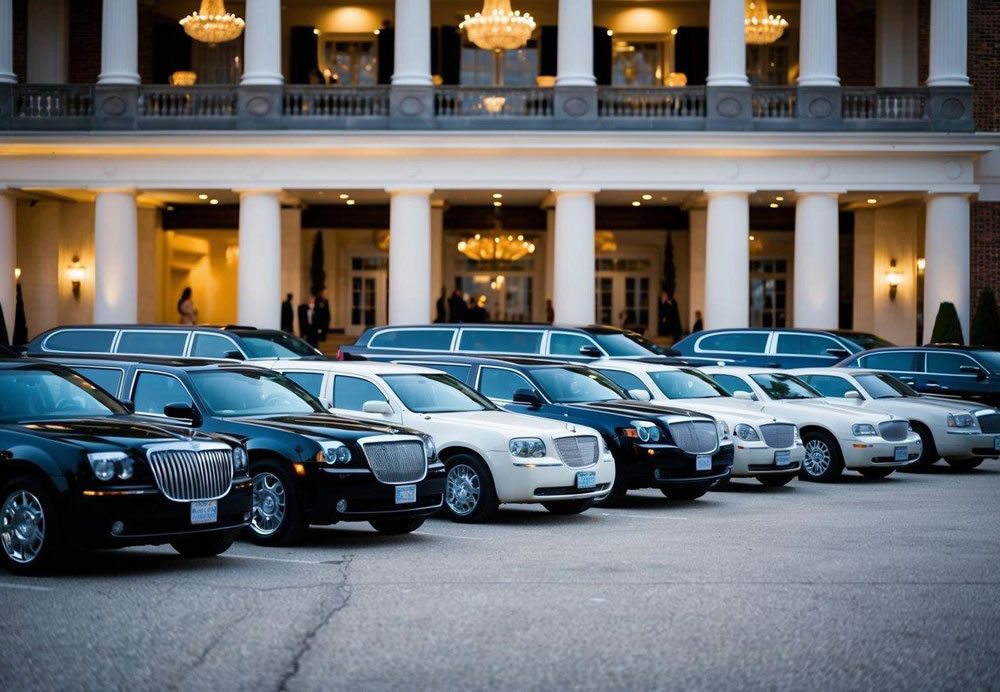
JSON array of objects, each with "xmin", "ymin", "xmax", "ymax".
[
  {"xmin": 668, "ymin": 421, "xmax": 719, "ymax": 455},
  {"xmin": 879, "ymin": 420, "xmax": 909, "ymax": 442},
  {"xmin": 760, "ymin": 423, "xmax": 796, "ymax": 449},
  {"xmin": 362, "ymin": 440, "xmax": 427, "ymax": 484},
  {"xmin": 147, "ymin": 447, "xmax": 233, "ymax": 502},
  {"xmin": 554, "ymin": 435, "xmax": 599, "ymax": 468},
  {"xmin": 977, "ymin": 413, "xmax": 1000, "ymax": 434}
]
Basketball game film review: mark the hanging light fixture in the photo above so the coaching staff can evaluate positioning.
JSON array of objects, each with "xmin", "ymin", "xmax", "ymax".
[
  {"xmin": 461, "ymin": 0, "xmax": 536, "ymax": 87},
  {"xmin": 458, "ymin": 233, "xmax": 536, "ymax": 262},
  {"xmin": 744, "ymin": 0, "xmax": 788, "ymax": 45},
  {"xmin": 180, "ymin": 0, "xmax": 245, "ymax": 44}
]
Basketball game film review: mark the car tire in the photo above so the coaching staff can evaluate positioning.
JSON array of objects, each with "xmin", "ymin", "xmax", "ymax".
[
  {"xmin": 170, "ymin": 530, "xmax": 239, "ymax": 557},
  {"xmin": 800, "ymin": 430, "xmax": 845, "ymax": 482},
  {"xmin": 248, "ymin": 462, "xmax": 308, "ymax": 546},
  {"xmin": 0, "ymin": 476, "xmax": 63, "ymax": 576},
  {"xmin": 542, "ymin": 499, "xmax": 595, "ymax": 515},
  {"xmin": 858, "ymin": 467, "xmax": 895, "ymax": 479},
  {"xmin": 593, "ymin": 466, "xmax": 628, "ymax": 507},
  {"xmin": 901, "ymin": 423, "xmax": 938, "ymax": 472},
  {"xmin": 369, "ymin": 518, "xmax": 425, "ymax": 535},
  {"xmin": 443, "ymin": 454, "xmax": 499, "ymax": 523},
  {"xmin": 711, "ymin": 475, "xmax": 732, "ymax": 491},
  {"xmin": 945, "ymin": 458, "xmax": 984, "ymax": 471},
  {"xmin": 661, "ymin": 485, "xmax": 709, "ymax": 501},
  {"xmin": 755, "ymin": 473, "xmax": 797, "ymax": 487}
]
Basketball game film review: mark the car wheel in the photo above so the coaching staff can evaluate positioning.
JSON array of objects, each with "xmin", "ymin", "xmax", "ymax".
[
  {"xmin": 900, "ymin": 423, "xmax": 938, "ymax": 472},
  {"xmin": 711, "ymin": 475, "xmax": 732, "ymax": 491},
  {"xmin": 593, "ymin": 466, "xmax": 628, "ymax": 507},
  {"xmin": 945, "ymin": 458, "xmax": 984, "ymax": 471},
  {"xmin": 800, "ymin": 431, "xmax": 845, "ymax": 482},
  {"xmin": 661, "ymin": 485, "xmax": 709, "ymax": 501},
  {"xmin": 369, "ymin": 518, "xmax": 425, "ymax": 535},
  {"xmin": 443, "ymin": 455, "xmax": 498, "ymax": 523},
  {"xmin": 859, "ymin": 467, "xmax": 895, "ymax": 479},
  {"xmin": 755, "ymin": 473, "xmax": 797, "ymax": 487},
  {"xmin": 542, "ymin": 499, "xmax": 595, "ymax": 515},
  {"xmin": 248, "ymin": 463, "xmax": 308, "ymax": 546},
  {"xmin": 0, "ymin": 477, "xmax": 62, "ymax": 576},
  {"xmin": 170, "ymin": 530, "xmax": 239, "ymax": 557}
]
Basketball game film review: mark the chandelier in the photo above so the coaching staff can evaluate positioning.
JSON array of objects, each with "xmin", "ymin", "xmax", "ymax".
[
  {"xmin": 460, "ymin": 0, "xmax": 536, "ymax": 52},
  {"xmin": 744, "ymin": 0, "xmax": 788, "ymax": 45},
  {"xmin": 458, "ymin": 233, "xmax": 536, "ymax": 262},
  {"xmin": 180, "ymin": 0, "xmax": 245, "ymax": 44}
]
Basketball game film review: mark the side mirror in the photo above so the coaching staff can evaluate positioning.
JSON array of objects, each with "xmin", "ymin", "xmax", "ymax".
[
  {"xmin": 733, "ymin": 390, "xmax": 756, "ymax": 401},
  {"xmin": 362, "ymin": 400, "xmax": 393, "ymax": 415},
  {"xmin": 163, "ymin": 402, "xmax": 202, "ymax": 425},
  {"xmin": 629, "ymin": 388, "xmax": 652, "ymax": 401},
  {"xmin": 826, "ymin": 348, "xmax": 850, "ymax": 359},
  {"xmin": 578, "ymin": 345, "xmax": 602, "ymax": 358},
  {"xmin": 223, "ymin": 350, "xmax": 245, "ymax": 361},
  {"xmin": 118, "ymin": 399, "xmax": 135, "ymax": 414},
  {"xmin": 959, "ymin": 365, "xmax": 986, "ymax": 381},
  {"xmin": 512, "ymin": 388, "xmax": 542, "ymax": 407},
  {"xmin": 844, "ymin": 391, "xmax": 862, "ymax": 400}
]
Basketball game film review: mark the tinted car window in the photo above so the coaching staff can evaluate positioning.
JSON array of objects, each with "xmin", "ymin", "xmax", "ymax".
[
  {"xmin": 479, "ymin": 367, "xmax": 537, "ymax": 400},
  {"xmin": 926, "ymin": 352, "xmax": 980, "ymax": 375},
  {"xmin": 0, "ymin": 368, "xmax": 123, "ymax": 421},
  {"xmin": 333, "ymin": 376, "xmax": 388, "ymax": 411},
  {"xmin": 650, "ymin": 370, "xmax": 727, "ymax": 399},
  {"xmin": 971, "ymin": 351, "xmax": 1000, "ymax": 375},
  {"xmin": 549, "ymin": 333, "xmax": 599, "ymax": 357},
  {"xmin": 528, "ymin": 367, "xmax": 626, "ymax": 403},
  {"xmin": 132, "ymin": 373, "xmax": 194, "ymax": 415},
  {"xmin": 117, "ymin": 331, "xmax": 188, "ymax": 357},
  {"xmin": 370, "ymin": 329, "xmax": 455, "ymax": 350},
  {"xmin": 238, "ymin": 332, "xmax": 320, "ymax": 358},
  {"xmin": 592, "ymin": 332, "xmax": 667, "ymax": 356},
  {"xmin": 283, "ymin": 372, "xmax": 325, "ymax": 399},
  {"xmin": 775, "ymin": 333, "xmax": 843, "ymax": 356},
  {"xmin": 801, "ymin": 374, "xmax": 859, "ymax": 398},
  {"xmin": 43, "ymin": 329, "xmax": 116, "ymax": 353},
  {"xmin": 856, "ymin": 373, "xmax": 914, "ymax": 398},
  {"xmin": 74, "ymin": 367, "xmax": 124, "ymax": 396},
  {"xmin": 594, "ymin": 369, "xmax": 650, "ymax": 395},
  {"xmin": 710, "ymin": 374, "xmax": 754, "ymax": 397},
  {"xmin": 458, "ymin": 329, "xmax": 543, "ymax": 354},
  {"xmin": 698, "ymin": 332, "xmax": 769, "ymax": 353},
  {"xmin": 191, "ymin": 333, "xmax": 241, "ymax": 359},
  {"xmin": 403, "ymin": 363, "xmax": 471, "ymax": 382},
  {"xmin": 383, "ymin": 374, "xmax": 493, "ymax": 413},
  {"xmin": 750, "ymin": 374, "xmax": 820, "ymax": 400},
  {"xmin": 191, "ymin": 371, "xmax": 322, "ymax": 415},
  {"xmin": 859, "ymin": 351, "xmax": 919, "ymax": 372}
]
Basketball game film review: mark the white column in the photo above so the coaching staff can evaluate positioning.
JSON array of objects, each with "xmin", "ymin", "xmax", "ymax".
[
  {"xmin": 0, "ymin": 0, "xmax": 13, "ymax": 84},
  {"xmin": 388, "ymin": 189, "xmax": 433, "ymax": 324},
  {"xmin": 927, "ymin": 0, "xmax": 969, "ymax": 87},
  {"xmin": 392, "ymin": 0, "xmax": 431, "ymax": 86},
  {"xmin": 924, "ymin": 194, "xmax": 970, "ymax": 343},
  {"xmin": 238, "ymin": 191, "xmax": 282, "ymax": 329},
  {"xmin": 552, "ymin": 189, "xmax": 596, "ymax": 324},
  {"xmin": 98, "ymin": 0, "xmax": 139, "ymax": 85},
  {"xmin": 688, "ymin": 208, "xmax": 707, "ymax": 330},
  {"xmin": 0, "ymin": 192, "xmax": 14, "ymax": 343},
  {"xmin": 798, "ymin": 0, "xmax": 839, "ymax": 87},
  {"xmin": 707, "ymin": 0, "xmax": 748, "ymax": 87},
  {"xmin": 241, "ymin": 0, "xmax": 283, "ymax": 86},
  {"xmin": 544, "ymin": 207, "xmax": 556, "ymax": 308},
  {"xmin": 94, "ymin": 190, "xmax": 138, "ymax": 323},
  {"xmin": 556, "ymin": 0, "xmax": 595, "ymax": 87},
  {"xmin": 704, "ymin": 191, "xmax": 750, "ymax": 329},
  {"xmin": 280, "ymin": 207, "xmax": 302, "ymax": 307},
  {"xmin": 430, "ymin": 200, "xmax": 444, "ymax": 310},
  {"xmin": 793, "ymin": 192, "xmax": 841, "ymax": 329},
  {"xmin": 876, "ymin": 0, "xmax": 919, "ymax": 87},
  {"xmin": 27, "ymin": 0, "xmax": 68, "ymax": 83}
]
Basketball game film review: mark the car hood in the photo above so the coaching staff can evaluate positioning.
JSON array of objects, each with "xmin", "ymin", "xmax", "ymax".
[
  {"xmin": 571, "ymin": 400, "xmax": 715, "ymax": 422},
  {"xmin": 226, "ymin": 413, "xmax": 424, "ymax": 442},
  {"xmin": 819, "ymin": 395, "xmax": 995, "ymax": 418},
  {"xmin": 649, "ymin": 398, "xmax": 785, "ymax": 425},
  {"xmin": 3, "ymin": 416, "xmax": 220, "ymax": 453},
  {"xmin": 428, "ymin": 409, "xmax": 589, "ymax": 439},
  {"xmin": 753, "ymin": 398, "xmax": 897, "ymax": 424}
]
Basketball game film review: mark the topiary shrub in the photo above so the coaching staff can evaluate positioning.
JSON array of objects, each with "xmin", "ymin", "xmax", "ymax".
[
  {"xmin": 970, "ymin": 288, "xmax": 1000, "ymax": 348},
  {"xmin": 929, "ymin": 301, "xmax": 964, "ymax": 345}
]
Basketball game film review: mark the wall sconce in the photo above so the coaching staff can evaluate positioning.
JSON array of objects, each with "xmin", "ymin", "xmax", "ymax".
[
  {"xmin": 225, "ymin": 244, "xmax": 240, "ymax": 265},
  {"xmin": 885, "ymin": 259, "xmax": 903, "ymax": 301},
  {"xmin": 13, "ymin": 267, "xmax": 20, "ymax": 281},
  {"xmin": 67, "ymin": 256, "xmax": 85, "ymax": 299},
  {"xmin": 916, "ymin": 257, "xmax": 926, "ymax": 273}
]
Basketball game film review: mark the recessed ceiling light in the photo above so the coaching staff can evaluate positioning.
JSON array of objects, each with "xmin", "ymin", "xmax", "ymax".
[
  {"xmin": 670, "ymin": 28, "xmax": 678, "ymax": 36},
  {"xmin": 769, "ymin": 203, "xmax": 779, "ymax": 208},
  {"xmin": 867, "ymin": 198, "xmax": 878, "ymax": 204},
  {"xmin": 493, "ymin": 201, "xmax": 502, "ymax": 207},
  {"xmin": 339, "ymin": 194, "xmax": 349, "ymax": 199},
  {"xmin": 642, "ymin": 194, "xmax": 652, "ymax": 200},
  {"xmin": 775, "ymin": 196, "xmax": 784, "ymax": 201},
  {"xmin": 317, "ymin": 191, "xmax": 324, "ymax": 196},
  {"xmin": 313, "ymin": 28, "xmax": 320, "ymax": 35},
  {"xmin": 209, "ymin": 199, "xmax": 219, "ymax": 205},
  {"xmin": 749, "ymin": 234, "xmax": 755, "ymax": 241},
  {"xmin": 661, "ymin": 196, "xmax": 668, "ymax": 201},
  {"xmin": 166, "ymin": 205, "xmax": 175, "ymax": 211},
  {"xmin": 493, "ymin": 193, "xmax": 502, "ymax": 199},
  {"xmin": 373, "ymin": 29, "xmax": 380, "ymax": 35},
  {"xmin": 607, "ymin": 29, "xmax": 614, "ymax": 37},
  {"xmin": 346, "ymin": 199, "xmax": 355, "ymax": 205},
  {"xmin": 198, "ymin": 194, "xmax": 208, "ymax": 200},
  {"xmin": 632, "ymin": 201, "xmax": 641, "ymax": 207}
]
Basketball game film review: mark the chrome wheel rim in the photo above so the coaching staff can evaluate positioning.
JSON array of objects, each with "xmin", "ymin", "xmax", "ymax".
[
  {"xmin": 1, "ymin": 490, "xmax": 46, "ymax": 564},
  {"xmin": 446, "ymin": 464, "xmax": 481, "ymax": 516},
  {"xmin": 251, "ymin": 472, "xmax": 286, "ymax": 536},
  {"xmin": 803, "ymin": 440, "xmax": 832, "ymax": 476}
]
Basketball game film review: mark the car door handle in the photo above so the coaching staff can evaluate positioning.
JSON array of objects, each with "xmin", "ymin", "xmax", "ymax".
[
  {"xmin": 767, "ymin": 362, "xmax": 781, "ymax": 369},
  {"xmin": 925, "ymin": 382, "xmax": 942, "ymax": 388},
  {"xmin": 899, "ymin": 377, "xmax": 915, "ymax": 384}
]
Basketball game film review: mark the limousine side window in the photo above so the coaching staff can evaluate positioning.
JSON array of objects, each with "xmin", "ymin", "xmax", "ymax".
[
  {"xmin": 397, "ymin": 362, "xmax": 472, "ymax": 382},
  {"xmin": 369, "ymin": 329, "xmax": 455, "ymax": 351},
  {"xmin": 926, "ymin": 352, "xmax": 980, "ymax": 376},
  {"xmin": 334, "ymin": 376, "xmax": 388, "ymax": 411},
  {"xmin": 74, "ymin": 367, "xmax": 124, "ymax": 397},
  {"xmin": 800, "ymin": 374, "xmax": 859, "ymax": 398},
  {"xmin": 116, "ymin": 331, "xmax": 188, "ymax": 357},
  {"xmin": 549, "ymin": 333, "xmax": 599, "ymax": 357},
  {"xmin": 458, "ymin": 329, "xmax": 543, "ymax": 354},
  {"xmin": 479, "ymin": 367, "xmax": 537, "ymax": 400},
  {"xmin": 775, "ymin": 333, "xmax": 842, "ymax": 356},
  {"xmin": 132, "ymin": 373, "xmax": 194, "ymax": 415},
  {"xmin": 43, "ymin": 329, "xmax": 116, "ymax": 353},
  {"xmin": 190, "ymin": 333, "xmax": 241, "ymax": 359},
  {"xmin": 859, "ymin": 351, "xmax": 920, "ymax": 372},
  {"xmin": 283, "ymin": 372, "xmax": 325, "ymax": 399},
  {"xmin": 697, "ymin": 332, "xmax": 769, "ymax": 354}
]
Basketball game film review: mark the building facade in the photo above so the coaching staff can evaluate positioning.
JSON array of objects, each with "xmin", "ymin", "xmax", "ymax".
[{"xmin": 0, "ymin": 0, "xmax": 997, "ymax": 346}]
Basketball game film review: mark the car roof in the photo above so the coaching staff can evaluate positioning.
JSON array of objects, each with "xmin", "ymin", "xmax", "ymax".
[
  {"xmin": 363, "ymin": 323, "xmax": 635, "ymax": 336},
  {"xmin": 700, "ymin": 366, "xmax": 785, "ymax": 376},
  {"xmin": 793, "ymin": 367, "xmax": 881, "ymax": 376},
  {"xmin": 589, "ymin": 359, "xmax": 680, "ymax": 374},
  {"xmin": 34, "ymin": 354, "xmax": 272, "ymax": 372},
  {"xmin": 277, "ymin": 360, "xmax": 437, "ymax": 376},
  {"xmin": 392, "ymin": 353, "xmax": 587, "ymax": 369}
]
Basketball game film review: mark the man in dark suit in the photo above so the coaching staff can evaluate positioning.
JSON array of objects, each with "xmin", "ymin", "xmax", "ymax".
[
  {"xmin": 315, "ymin": 290, "xmax": 331, "ymax": 342},
  {"xmin": 281, "ymin": 293, "xmax": 295, "ymax": 333},
  {"xmin": 447, "ymin": 289, "xmax": 466, "ymax": 323},
  {"xmin": 298, "ymin": 296, "xmax": 319, "ymax": 347}
]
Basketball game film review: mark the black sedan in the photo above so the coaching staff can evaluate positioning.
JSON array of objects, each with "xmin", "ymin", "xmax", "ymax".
[
  {"xmin": 386, "ymin": 355, "xmax": 734, "ymax": 503},
  {"xmin": 0, "ymin": 360, "xmax": 252, "ymax": 575},
  {"xmin": 46, "ymin": 356, "xmax": 445, "ymax": 545}
]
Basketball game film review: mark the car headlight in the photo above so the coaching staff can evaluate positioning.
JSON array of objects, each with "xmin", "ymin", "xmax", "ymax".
[
  {"xmin": 630, "ymin": 420, "xmax": 661, "ymax": 443},
  {"xmin": 87, "ymin": 451, "xmax": 133, "ymax": 481},
  {"xmin": 232, "ymin": 445, "xmax": 248, "ymax": 475},
  {"xmin": 947, "ymin": 412, "xmax": 978, "ymax": 429},
  {"xmin": 852, "ymin": 423, "xmax": 879, "ymax": 437},
  {"xmin": 716, "ymin": 420, "xmax": 730, "ymax": 441},
  {"xmin": 421, "ymin": 434, "xmax": 437, "ymax": 462},
  {"xmin": 316, "ymin": 440, "xmax": 352, "ymax": 465},
  {"xmin": 733, "ymin": 423, "xmax": 760, "ymax": 442},
  {"xmin": 509, "ymin": 437, "xmax": 546, "ymax": 458},
  {"xmin": 793, "ymin": 427, "xmax": 802, "ymax": 445}
]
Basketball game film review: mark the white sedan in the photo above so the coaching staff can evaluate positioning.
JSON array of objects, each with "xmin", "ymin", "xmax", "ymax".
[
  {"xmin": 588, "ymin": 360, "xmax": 804, "ymax": 487},
  {"xmin": 702, "ymin": 367, "xmax": 922, "ymax": 482},
  {"xmin": 794, "ymin": 367, "xmax": 1000, "ymax": 472},
  {"xmin": 269, "ymin": 360, "xmax": 615, "ymax": 522}
]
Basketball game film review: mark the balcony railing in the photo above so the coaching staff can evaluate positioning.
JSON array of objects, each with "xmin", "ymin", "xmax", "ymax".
[{"xmin": 2, "ymin": 83, "xmax": 967, "ymax": 132}]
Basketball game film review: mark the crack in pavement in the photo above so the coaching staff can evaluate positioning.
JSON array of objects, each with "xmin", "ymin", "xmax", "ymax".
[{"xmin": 171, "ymin": 602, "xmax": 259, "ymax": 691}]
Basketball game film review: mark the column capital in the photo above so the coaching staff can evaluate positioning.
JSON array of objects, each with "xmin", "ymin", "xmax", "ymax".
[
  {"xmin": 703, "ymin": 187, "xmax": 755, "ymax": 197},
  {"xmin": 235, "ymin": 188, "xmax": 283, "ymax": 199},
  {"xmin": 550, "ymin": 187, "xmax": 600, "ymax": 196},
  {"xmin": 924, "ymin": 187, "xmax": 978, "ymax": 197},
  {"xmin": 385, "ymin": 187, "xmax": 434, "ymax": 197},
  {"xmin": 793, "ymin": 188, "xmax": 847, "ymax": 197},
  {"xmin": 91, "ymin": 186, "xmax": 137, "ymax": 196}
]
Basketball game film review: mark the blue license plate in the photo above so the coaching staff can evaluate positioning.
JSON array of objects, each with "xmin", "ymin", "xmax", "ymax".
[
  {"xmin": 994, "ymin": 436, "xmax": 1000, "ymax": 451},
  {"xmin": 894, "ymin": 446, "xmax": 908, "ymax": 462},
  {"xmin": 696, "ymin": 455, "xmax": 712, "ymax": 471},
  {"xmin": 774, "ymin": 450, "xmax": 791, "ymax": 465},
  {"xmin": 576, "ymin": 471, "xmax": 597, "ymax": 489},
  {"xmin": 395, "ymin": 484, "xmax": 417, "ymax": 504},
  {"xmin": 190, "ymin": 500, "xmax": 217, "ymax": 525}
]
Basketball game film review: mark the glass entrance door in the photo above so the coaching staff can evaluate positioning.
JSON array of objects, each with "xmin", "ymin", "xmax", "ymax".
[
  {"xmin": 594, "ymin": 258, "xmax": 654, "ymax": 333},
  {"xmin": 347, "ymin": 256, "xmax": 387, "ymax": 335},
  {"xmin": 749, "ymin": 259, "xmax": 788, "ymax": 327}
]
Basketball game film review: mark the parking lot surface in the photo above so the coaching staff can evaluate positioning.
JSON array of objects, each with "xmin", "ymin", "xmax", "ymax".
[{"xmin": 2, "ymin": 466, "xmax": 999, "ymax": 691}]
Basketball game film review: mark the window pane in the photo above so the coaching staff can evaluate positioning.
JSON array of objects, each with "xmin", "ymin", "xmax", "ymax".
[
  {"xmin": 0, "ymin": 368, "xmax": 120, "ymax": 421},
  {"xmin": 775, "ymin": 333, "xmax": 840, "ymax": 356},
  {"xmin": 132, "ymin": 373, "xmax": 193, "ymax": 415},
  {"xmin": 283, "ymin": 372, "xmax": 325, "ymax": 399},
  {"xmin": 549, "ymin": 333, "xmax": 596, "ymax": 356},
  {"xmin": 649, "ymin": 370, "xmax": 727, "ymax": 399},
  {"xmin": 74, "ymin": 367, "xmax": 123, "ymax": 396},
  {"xmin": 801, "ymin": 375, "xmax": 858, "ymax": 398},
  {"xmin": 749, "ymin": 374, "xmax": 819, "ymax": 400},
  {"xmin": 698, "ymin": 332, "xmax": 769, "ymax": 353},
  {"xmin": 191, "ymin": 371, "xmax": 320, "ymax": 415},
  {"xmin": 44, "ymin": 329, "xmax": 116, "ymax": 353},
  {"xmin": 926, "ymin": 352, "xmax": 978, "ymax": 375},
  {"xmin": 595, "ymin": 369, "xmax": 650, "ymax": 395},
  {"xmin": 117, "ymin": 331, "xmax": 187, "ymax": 357},
  {"xmin": 710, "ymin": 374, "xmax": 754, "ymax": 396},
  {"xmin": 333, "ymin": 376, "xmax": 387, "ymax": 411},
  {"xmin": 861, "ymin": 352, "xmax": 918, "ymax": 372},
  {"xmin": 403, "ymin": 363, "xmax": 471, "ymax": 382},
  {"xmin": 370, "ymin": 329, "xmax": 455, "ymax": 351},
  {"xmin": 458, "ymin": 329, "xmax": 543, "ymax": 354},
  {"xmin": 479, "ymin": 368, "xmax": 536, "ymax": 400},
  {"xmin": 191, "ymin": 334, "xmax": 240, "ymax": 359}
]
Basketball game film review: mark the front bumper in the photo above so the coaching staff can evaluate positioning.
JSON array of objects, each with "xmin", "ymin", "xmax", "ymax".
[
  {"xmin": 731, "ymin": 443, "xmax": 805, "ymax": 477},
  {"xmin": 491, "ymin": 452, "xmax": 617, "ymax": 503},
  {"xmin": 619, "ymin": 442, "xmax": 734, "ymax": 488},
  {"xmin": 72, "ymin": 478, "xmax": 253, "ymax": 549},
  {"xmin": 299, "ymin": 463, "xmax": 446, "ymax": 524},
  {"xmin": 840, "ymin": 434, "xmax": 922, "ymax": 469},
  {"xmin": 938, "ymin": 430, "xmax": 1000, "ymax": 460}
]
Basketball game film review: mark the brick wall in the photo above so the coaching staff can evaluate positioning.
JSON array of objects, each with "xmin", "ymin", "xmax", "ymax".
[
  {"xmin": 972, "ymin": 202, "xmax": 1000, "ymax": 316},
  {"xmin": 68, "ymin": 0, "xmax": 101, "ymax": 84},
  {"xmin": 969, "ymin": 0, "xmax": 1000, "ymax": 132},
  {"xmin": 837, "ymin": 0, "xmax": 876, "ymax": 86}
]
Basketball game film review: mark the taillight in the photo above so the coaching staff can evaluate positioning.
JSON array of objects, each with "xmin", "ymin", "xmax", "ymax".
[{"xmin": 336, "ymin": 348, "xmax": 344, "ymax": 360}]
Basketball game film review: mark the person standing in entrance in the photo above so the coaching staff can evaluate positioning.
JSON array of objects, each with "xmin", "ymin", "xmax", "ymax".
[
  {"xmin": 281, "ymin": 293, "xmax": 295, "ymax": 333},
  {"xmin": 691, "ymin": 309, "xmax": 703, "ymax": 334},
  {"xmin": 177, "ymin": 287, "xmax": 197, "ymax": 325},
  {"xmin": 298, "ymin": 296, "xmax": 319, "ymax": 347},
  {"xmin": 434, "ymin": 287, "xmax": 447, "ymax": 323},
  {"xmin": 315, "ymin": 290, "xmax": 331, "ymax": 342},
  {"xmin": 448, "ymin": 289, "xmax": 466, "ymax": 323},
  {"xmin": 657, "ymin": 290, "xmax": 682, "ymax": 343}
]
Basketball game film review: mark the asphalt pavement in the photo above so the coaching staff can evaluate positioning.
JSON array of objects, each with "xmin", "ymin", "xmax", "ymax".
[{"xmin": 2, "ymin": 464, "xmax": 999, "ymax": 692}]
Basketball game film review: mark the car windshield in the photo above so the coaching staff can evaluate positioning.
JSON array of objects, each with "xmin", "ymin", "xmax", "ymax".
[
  {"xmin": 591, "ymin": 332, "xmax": 668, "ymax": 357},
  {"xmin": 649, "ymin": 369, "xmax": 728, "ymax": 399},
  {"xmin": 856, "ymin": 373, "xmax": 918, "ymax": 398},
  {"xmin": 749, "ymin": 373, "xmax": 820, "ymax": 400},
  {"xmin": 238, "ymin": 332, "xmax": 322, "ymax": 358},
  {"xmin": 968, "ymin": 350, "xmax": 1000, "ymax": 375},
  {"xmin": 382, "ymin": 374, "xmax": 495, "ymax": 413},
  {"xmin": 839, "ymin": 332, "xmax": 895, "ymax": 351},
  {"xmin": 528, "ymin": 366, "xmax": 627, "ymax": 403},
  {"xmin": 0, "ymin": 367, "xmax": 125, "ymax": 422},
  {"xmin": 190, "ymin": 370, "xmax": 324, "ymax": 416}
]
